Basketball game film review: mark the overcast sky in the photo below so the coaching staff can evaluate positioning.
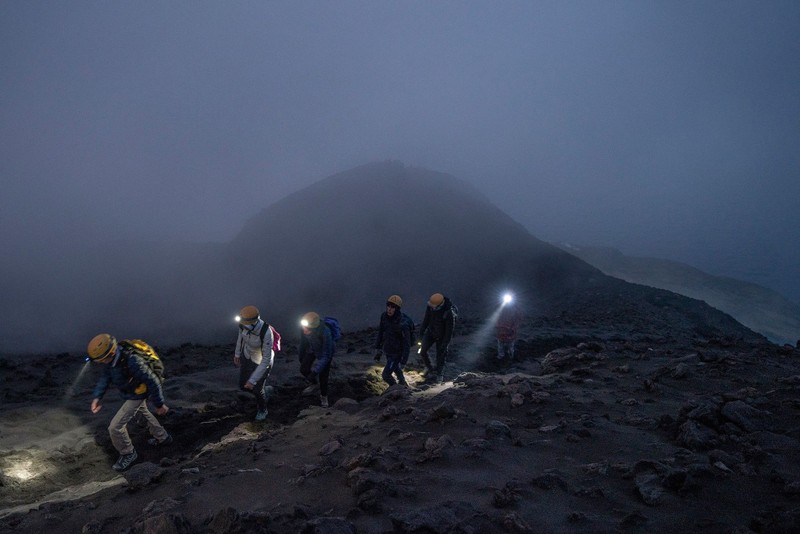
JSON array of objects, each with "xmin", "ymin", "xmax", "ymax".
[{"xmin": 2, "ymin": 1, "xmax": 798, "ymax": 302}]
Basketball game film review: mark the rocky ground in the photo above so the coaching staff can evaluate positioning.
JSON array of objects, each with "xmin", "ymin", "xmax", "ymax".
[{"xmin": 1, "ymin": 318, "xmax": 800, "ymax": 533}]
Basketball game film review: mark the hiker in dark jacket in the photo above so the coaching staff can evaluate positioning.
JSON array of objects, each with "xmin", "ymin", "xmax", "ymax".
[
  {"xmin": 419, "ymin": 293, "xmax": 457, "ymax": 383},
  {"xmin": 374, "ymin": 294, "xmax": 414, "ymax": 387},
  {"xmin": 299, "ymin": 311, "xmax": 335, "ymax": 407},
  {"xmin": 87, "ymin": 334, "xmax": 171, "ymax": 472}
]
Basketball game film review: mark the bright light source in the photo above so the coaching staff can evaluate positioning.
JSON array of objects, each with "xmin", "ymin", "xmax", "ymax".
[
  {"xmin": 234, "ymin": 315, "xmax": 241, "ymax": 323},
  {"xmin": 301, "ymin": 319, "xmax": 310, "ymax": 328},
  {"xmin": 502, "ymin": 293, "xmax": 514, "ymax": 305}
]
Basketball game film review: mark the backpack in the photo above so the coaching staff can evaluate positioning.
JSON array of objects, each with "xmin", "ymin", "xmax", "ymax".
[
  {"xmin": 402, "ymin": 313, "xmax": 416, "ymax": 346},
  {"xmin": 120, "ymin": 339, "xmax": 165, "ymax": 383},
  {"xmin": 258, "ymin": 322, "xmax": 282, "ymax": 352},
  {"xmin": 322, "ymin": 316, "xmax": 341, "ymax": 342}
]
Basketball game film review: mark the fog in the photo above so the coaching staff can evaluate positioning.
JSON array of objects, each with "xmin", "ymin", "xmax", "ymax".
[{"xmin": 2, "ymin": 2, "xmax": 799, "ymax": 323}]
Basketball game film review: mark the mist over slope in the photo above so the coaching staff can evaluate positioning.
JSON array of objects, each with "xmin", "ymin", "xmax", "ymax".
[
  {"xmin": 560, "ymin": 244, "xmax": 800, "ymax": 346},
  {"xmin": 222, "ymin": 161, "xmax": 762, "ymax": 345},
  {"xmin": 0, "ymin": 161, "xmax": 763, "ymax": 354}
]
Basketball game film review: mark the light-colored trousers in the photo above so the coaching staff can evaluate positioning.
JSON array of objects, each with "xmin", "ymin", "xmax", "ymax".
[{"xmin": 108, "ymin": 399, "xmax": 168, "ymax": 454}]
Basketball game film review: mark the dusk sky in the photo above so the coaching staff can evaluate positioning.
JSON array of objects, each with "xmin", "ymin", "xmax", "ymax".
[{"xmin": 2, "ymin": 2, "xmax": 798, "ymax": 302}]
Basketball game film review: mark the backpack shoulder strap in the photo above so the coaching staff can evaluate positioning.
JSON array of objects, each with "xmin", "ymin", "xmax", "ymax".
[{"xmin": 259, "ymin": 322, "xmax": 270, "ymax": 347}]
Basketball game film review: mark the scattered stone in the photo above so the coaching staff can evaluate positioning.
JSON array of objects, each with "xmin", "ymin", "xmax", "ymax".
[
  {"xmin": 319, "ymin": 439, "xmax": 342, "ymax": 456},
  {"xmin": 635, "ymin": 473, "xmax": 663, "ymax": 505},
  {"xmin": 502, "ymin": 512, "xmax": 534, "ymax": 533},
  {"xmin": 721, "ymin": 400, "xmax": 770, "ymax": 432},
  {"xmin": 485, "ymin": 420, "xmax": 513, "ymax": 439},
  {"xmin": 677, "ymin": 420, "xmax": 719, "ymax": 451},
  {"xmin": 124, "ymin": 462, "xmax": 165, "ymax": 491},
  {"xmin": 671, "ymin": 363, "xmax": 691, "ymax": 379}
]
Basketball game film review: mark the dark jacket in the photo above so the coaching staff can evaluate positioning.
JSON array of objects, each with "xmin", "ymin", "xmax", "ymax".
[
  {"xmin": 91, "ymin": 351, "xmax": 166, "ymax": 408},
  {"xmin": 420, "ymin": 296, "xmax": 456, "ymax": 343},
  {"xmin": 299, "ymin": 322, "xmax": 336, "ymax": 374},
  {"xmin": 375, "ymin": 311, "xmax": 414, "ymax": 357}
]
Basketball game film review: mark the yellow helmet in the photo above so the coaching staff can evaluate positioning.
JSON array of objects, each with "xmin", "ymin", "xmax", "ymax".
[
  {"xmin": 87, "ymin": 333, "xmax": 117, "ymax": 361},
  {"xmin": 300, "ymin": 311, "xmax": 320, "ymax": 329},
  {"xmin": 428, "ymin": 293, "xmax": 444, "ymax": 307},
  {"xmin": 387, "ymin": 295, "xmax": 403, "ymax": 308},
  {"xmin": 239, "ymin": 305, "xmax": 260, "ymax": 325}
]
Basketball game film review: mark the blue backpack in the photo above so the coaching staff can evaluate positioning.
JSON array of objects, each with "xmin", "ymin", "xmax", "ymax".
[{"xmin": 323, "ymin": 316, "xmax": 341, "ymax": 342}]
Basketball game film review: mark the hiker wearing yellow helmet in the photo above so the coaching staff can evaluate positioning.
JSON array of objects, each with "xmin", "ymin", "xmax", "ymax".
[
  {"xmin": 418, "ymin": 293, "xmax": 458, "ymax": 383},
  {"xmin": 374, "ymin": 295, "xmax": 416, "ymax": 387},
  {"xmin": 87, "ymin": 333, "xmax": 170, "ymax": 472},
  {"xmin": 234, "ymin": 305, "xmax": 276, "ymax": 421}
]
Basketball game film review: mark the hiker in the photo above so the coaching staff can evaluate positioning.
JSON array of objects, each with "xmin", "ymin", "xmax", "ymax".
[
  {"xmin": 418, "ymin": 293, "xmax": 457, "ymax": 383},
  {"xmin": 87, "ymin": 334, "xmax": 171, "ymax": 472},
  {"xmin": 234, "ymin": 305, "xmax": 276, "ymax": 421},
  {"xmin": 374, "ymin": 294, "xmax": 415, "ymax": 387},
  {"xmin": 495, "ymin": 300, "xmax": 523, "ymax": 361},
  {"xmin": 298, "ymin": 311, "xmax": 336, "ymax": 407}
]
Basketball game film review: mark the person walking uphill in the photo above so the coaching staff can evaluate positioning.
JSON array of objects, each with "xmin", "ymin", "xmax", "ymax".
[
  {"xmin": 419, "ymin": 293, "xmax": 457, "ymax": 383},
  {"xmin": 87, "ymin": 334, "xmax": 171, "ymax": 472},
  {"xmin": 495, "ymin": 300, "xmax": 524, "ymax": 361},
  {"xmin": 234, "ymin": 305, "xmax": 276, "ymax": 421},
  {"xmin": 298, "ymin": 311, "xmax": 336, "ymax": 408},
  {"xmin": 374, "ymin": 295, "xmax": 415, "ymax": 387}
]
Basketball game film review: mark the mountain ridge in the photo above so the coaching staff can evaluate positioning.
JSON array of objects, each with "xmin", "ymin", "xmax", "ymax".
[{"xmin": 561, "ymin": 243, "xmax": 800, "ymax": 345}]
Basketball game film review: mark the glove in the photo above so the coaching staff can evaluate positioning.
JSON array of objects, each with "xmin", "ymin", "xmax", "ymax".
[{"xmin": 374, "ymin": 350, "xmax": 382, "ymax": 362}]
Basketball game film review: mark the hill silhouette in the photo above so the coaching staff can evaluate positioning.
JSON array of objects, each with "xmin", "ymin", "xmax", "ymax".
[{"xmin": 0, "ymin": 161, "xmax": 763, "ymax": 354}]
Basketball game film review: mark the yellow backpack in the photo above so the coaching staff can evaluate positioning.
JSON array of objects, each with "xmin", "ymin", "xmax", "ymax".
[{"xmin": 120, "ymin": 339, "xmax": 165, "ymax": 394}]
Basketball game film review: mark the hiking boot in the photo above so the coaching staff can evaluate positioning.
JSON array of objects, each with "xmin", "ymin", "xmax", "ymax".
[
  {"xmin": 255, "ymin": 409, "xmax": 268, "ymax": 421},
  {"xmin": 320, "ymin": 395, "xmax": 329, "ymax": 408},
  {"xmin": 112, "ymin": 450, "xmax": 138, "ymax": 471},
  {"xmin": 302, "ymin": 384, "xmax": 319, "ymax": 396},
  {"xmin": 147, "ymin": 434, "xmax": 173, "ymax": 447}
]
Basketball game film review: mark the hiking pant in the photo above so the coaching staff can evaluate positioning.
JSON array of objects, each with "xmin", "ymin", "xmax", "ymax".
[
  {"xmin": 420, "ymin": 334, "xmax": 449, "ymax": 375},
  {"xmin": 109, "ymin": 399, "xmax": 168, "ymax": 454},
  {"xmin": 381, "ymin": 353, "xmax": 406, "ymax": 386},
  {"xmin": 300, "ymin": 352, "xmax": 331, "ymax": 397},
  {"xmin": 239, "ymin": 357, "xmax": 270, "ymax": 412}
]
